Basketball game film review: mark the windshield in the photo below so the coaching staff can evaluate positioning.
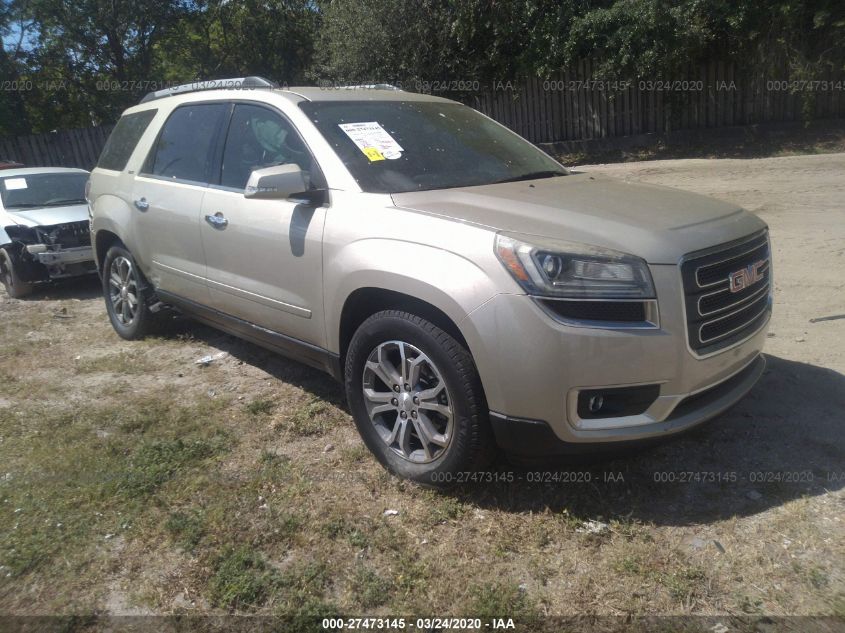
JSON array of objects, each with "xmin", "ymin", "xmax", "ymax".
[
  {"xmin": 0, "ymin": 172, "xmax": 88, "ymax": 209},
  {"xmin": 299, "ymin": 101, "xmax": 566, "ymax": 193}
]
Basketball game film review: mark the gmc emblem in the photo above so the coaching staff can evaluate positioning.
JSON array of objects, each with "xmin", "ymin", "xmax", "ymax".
[{"xmin": 728, "ymin": 259, "xmax": 766, "ymax": 293}]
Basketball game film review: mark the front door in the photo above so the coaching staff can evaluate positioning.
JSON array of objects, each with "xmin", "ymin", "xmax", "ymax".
[{"xmin": 199, "ymin": 102, "xmax": 327, "ymax": 347}]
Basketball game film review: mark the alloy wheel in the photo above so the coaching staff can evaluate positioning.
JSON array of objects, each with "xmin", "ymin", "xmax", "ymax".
[
  {"xmin": 108, "ymin": 255, "xmax": 139, "ymax": 325},
  {"xmin": 362, "ymin": 340, "xmax": 454, "ymax": 464}
]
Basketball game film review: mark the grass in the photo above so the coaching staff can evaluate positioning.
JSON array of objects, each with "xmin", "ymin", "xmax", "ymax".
[
  {"xmin": 285, "ymin": 396, "xmax": 335, "ymax": 436},
  {"xmin": 246, "ymin": 398, "xmax": 276, "ymax": 416},
  {"xmin": 614, "ymin": 551, "xmax": 709, "ymax": 603},
  {"xmin": 74, "ymin": 350, "xmax": 157, "ymax": 375},
  {"xmin": 208, "ymin": 546, "xmax": 278, "ymax": 610},
  {"xmin": 468, "ymin": 581, "xmax": 538, "ymax": 622},
  {"xmin": 0, "ymin": 394, "xmax": 230, "ymax": 588},
  {"xmin": 164, "ymin": 511, "xmax": 205, "ymax": 552},
  {"xmin": 1, "ymin": 256, "xmax": 843, "ymax": 617},
  {"xmin": 348, "ymin": 566, "xmax": 392, "ymax": 609}
]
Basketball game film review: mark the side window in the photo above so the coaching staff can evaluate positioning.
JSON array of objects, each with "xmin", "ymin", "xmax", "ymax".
[
  {"xmin": 147, "ymin": 103, "xmax": 227, "ymax": 183},
  {"xmin": 98, "ymin": 109, "xmax": 157, "ymax": 171},
  {"xmin": 219, "ymin": 104, "xmax": 313, "ymax": 190}
]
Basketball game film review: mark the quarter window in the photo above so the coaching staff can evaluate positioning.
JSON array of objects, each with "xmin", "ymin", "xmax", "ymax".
[
  {"xmin": 98, "ymin": 109, "xmax": 157, "ymax": 171},
  {"xmin": 219, "ymin": 104, "xmax": 313, "ymax": 190},
  {"xmin": 147, "ymin": 104, "xmax": 227, "ymax": 183}
]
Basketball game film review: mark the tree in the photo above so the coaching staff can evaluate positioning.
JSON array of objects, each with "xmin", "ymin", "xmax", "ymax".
[
  {"xmin": 0, "ymin": 0, "xmax": 34, "ymax": 135},
  {"xmin": 157, "ymin": 0, "xmax": 320, "ymax": 86}
]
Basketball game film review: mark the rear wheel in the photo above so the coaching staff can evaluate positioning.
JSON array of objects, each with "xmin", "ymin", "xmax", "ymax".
[
  {"xmin": 102, "ymin": 244, "xmax": 157, "ymax": 339},
  {"xmin": 0, "ymin": 248, "xmax": 34, "ymax": 298},
  {"xmin": 345, "ymin": 310, "xmax": 494, "ymax": 486}
]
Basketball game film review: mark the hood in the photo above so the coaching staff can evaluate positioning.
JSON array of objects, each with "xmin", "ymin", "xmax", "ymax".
[
  {"xmin": 391, "ymin": 173, "xmax": 767, "ymax": 264},
  {"xmin": 3, "ymin": 204, "xmax": 89, "ymax": 228}
]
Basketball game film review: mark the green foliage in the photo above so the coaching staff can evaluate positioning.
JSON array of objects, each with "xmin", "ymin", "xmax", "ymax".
[
  {"xmin": 111, "ymin": 438, "xmax": 222, "ymax": 498},
  {"xmin": 165, "ymin": 510, "xmax": 206, "ymax": 551},
  {"xmin": 155, "ymin": 0, "xmax": 320, "ymax": 86},
  {"xmin": 246, "ymin": 398, "xmax": 276, "ymax": 416},
  {"xmin": 2, "ymin": 0, "xmax": 844, "ymax": 135},
  {"xmin": 209, "ymin": 546, "xmax": 277, "ymax": 610},
  {"xmin": 349, "ymin": 566, "xmax": 392, "ymax": 608},
  {"xmin": 467, "ymin": 580, "xmax": 539, "ymax": 622}
]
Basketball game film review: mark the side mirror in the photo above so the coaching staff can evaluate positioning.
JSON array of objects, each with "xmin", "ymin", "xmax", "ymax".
[{"xmin": 244, "ymin": 164, "xmax": 308, "ymax": 200}]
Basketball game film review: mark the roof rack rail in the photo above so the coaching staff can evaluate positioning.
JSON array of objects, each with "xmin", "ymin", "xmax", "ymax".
[
  {"xmin": 337, "ymin": 84, "xmax": 402, "ymax": 91},
  {"xmin": 140, "ymin": 76, "xmax": 279, "ymax": 103}
]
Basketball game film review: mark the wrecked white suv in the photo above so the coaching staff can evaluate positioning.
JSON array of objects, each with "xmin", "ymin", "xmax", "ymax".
[{"xmin": 0, "ymin": 167, "xmax": 96, "ymax": 297}]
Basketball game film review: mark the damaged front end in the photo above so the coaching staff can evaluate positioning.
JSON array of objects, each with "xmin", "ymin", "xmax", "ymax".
[{"xmin": 3, "ymin": 220, "xmax": 96, "ymax": 282}]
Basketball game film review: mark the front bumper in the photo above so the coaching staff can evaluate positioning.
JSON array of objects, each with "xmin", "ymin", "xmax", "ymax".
[
  {"xmin": 489, "ymin": 354, "xmax": 765, "ymax": 457},
  {"xmin": 461, "ymin": 263, "xmax": 769, "ymax": 454},
  {"xmin": 32, "ymin": 246, "xmax": 94, "ymax": 267}
]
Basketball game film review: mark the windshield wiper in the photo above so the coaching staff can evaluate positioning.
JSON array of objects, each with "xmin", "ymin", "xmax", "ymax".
[{"xmin": 492, "ymin": 170, "xmax": 566, "ymax": 185}]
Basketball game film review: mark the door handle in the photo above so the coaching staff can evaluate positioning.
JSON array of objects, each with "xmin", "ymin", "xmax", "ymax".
[
  {"xmin": 134, "ymin": 198, "xmax": 149, "ymax": 211},
  {"xmin": 205, "ymin": 212, "xmax": 229, "ymax": 229}
]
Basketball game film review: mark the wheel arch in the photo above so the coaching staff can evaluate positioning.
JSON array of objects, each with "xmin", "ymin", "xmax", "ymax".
[
  {"xmin": 94, "ymin": 229, "xmax": 123, "ymax": 273},
  {"xmin": 338, "ymin": 287, "xmax": 471, "ymax": 374}
]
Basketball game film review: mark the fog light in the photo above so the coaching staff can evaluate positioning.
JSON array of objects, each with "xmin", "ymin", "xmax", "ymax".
[{"xmin": 577, "ymin": 384, "xmax": 660, "ymax": 419}]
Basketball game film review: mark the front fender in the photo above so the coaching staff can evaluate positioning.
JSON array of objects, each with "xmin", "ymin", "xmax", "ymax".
[
  {"xmin": 324, "ymin": 237, "xmax": 512, "ymax": 402},
  {"xmin": 325, "ymin": 238, "xmax": 499, "ymax": 353}
]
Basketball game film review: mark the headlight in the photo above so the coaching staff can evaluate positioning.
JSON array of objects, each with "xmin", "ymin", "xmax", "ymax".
[{"xmin": 495, "ymin": 233, "xmax": 655, "ymax": 299}]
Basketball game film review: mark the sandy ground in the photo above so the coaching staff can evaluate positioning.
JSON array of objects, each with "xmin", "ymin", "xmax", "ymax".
[
  {"xmin": 0, "ymin": 152, "xmax": 843, "ymax": 619},
  {"xmin": 582, "ymin": 153, "xmax": 845, "ymax": 374}
]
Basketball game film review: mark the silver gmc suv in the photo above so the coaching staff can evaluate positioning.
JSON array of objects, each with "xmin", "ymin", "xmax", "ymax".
[{"xmin": 88, "ymin": 77, "xmax": 771, "ymax": 484}]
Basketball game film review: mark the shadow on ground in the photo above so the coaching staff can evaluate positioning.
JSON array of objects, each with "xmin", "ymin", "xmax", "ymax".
[
  {"xmin": 455, "ymin": 354, "xmax": 845, "ymax": 527},
  {"xmin": 157, "ymin": 313, "xmax": 845, "ymax": 527},
  {"xmin": 164, "ymin": 319, "xmax": 346, "ymax": 409},
  {"xmin": 19, "ymin": 273, "xmax": 102, "ymax": 301}
]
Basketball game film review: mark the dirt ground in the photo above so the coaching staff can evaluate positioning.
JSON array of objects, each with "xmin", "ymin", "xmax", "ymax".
[{"xmin": 0, "ymin": 152, "xmax": 843, "ymax": 625}]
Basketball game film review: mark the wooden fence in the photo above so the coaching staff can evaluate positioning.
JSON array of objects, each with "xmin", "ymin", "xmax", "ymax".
[
  {"xmin": 471, "ymin": 60, "xmax": 845, "ymax": 144},
  {"xmin": 2, "ymin": 59, "xmax": 844, "ymax": 167},
  {"xmin": 0, "ymin": 124, "xmax": 113, "ymax": 170}
]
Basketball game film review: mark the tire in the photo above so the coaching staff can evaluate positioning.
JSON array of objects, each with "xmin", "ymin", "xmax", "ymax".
[
  {"xmin": 345, "ymin": 310, "xmax": 495, "ymax": 486},
  {"xmin": 0, "ymin": 248, "xmax": 34, "ymax": 298},
  {"xmin": 102, "ymin": 244, "xmax": 158, "ymax": 340}
]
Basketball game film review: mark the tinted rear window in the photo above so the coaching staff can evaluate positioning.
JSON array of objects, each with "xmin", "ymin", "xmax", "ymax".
[{"xmin": 97, "ymin": 109, "xmax": 157, "ymax": 171}]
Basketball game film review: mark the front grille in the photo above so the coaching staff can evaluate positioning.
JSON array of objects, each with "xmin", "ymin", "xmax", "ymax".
[
  {"xmin": 681, "ymin": 231, "xmax": 771, "ymax": 355},
  {"xmin": 35, "ymin": 221, "xmax": 91, "ymax": 249}
]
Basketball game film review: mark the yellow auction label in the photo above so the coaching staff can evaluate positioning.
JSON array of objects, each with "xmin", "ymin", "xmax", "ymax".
[{"xmin": 362, "ymin": 147, "xmax": 385, "ymax": 161}]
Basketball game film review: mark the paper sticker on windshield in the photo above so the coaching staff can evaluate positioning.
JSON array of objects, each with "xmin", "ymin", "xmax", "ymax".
[
  {"xmin": 3, "ymin": 178, "xmax": 27, "ymax": 190},
  {"xmin": 339, "ymin": 122, "xmax": 403, "ymax": 161},
  {"xmin": 362, "ymin": 147, "xmax": 385, "ymax": 162}
]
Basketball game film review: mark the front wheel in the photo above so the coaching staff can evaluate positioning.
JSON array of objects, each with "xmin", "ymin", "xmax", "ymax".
[
  {"xmin": 345, "ymin": 310, "xmax": 494, "ymax": 486},
  {"xmin": 102, "ymin": 244, "xmax": 158, "ymax": 340},
  {"xmin": 0, "ymin": 248, "xmax": 34, "ymax": 298}
]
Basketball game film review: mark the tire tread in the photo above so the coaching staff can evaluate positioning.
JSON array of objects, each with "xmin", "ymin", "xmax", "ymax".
[{"xmin": 345, "ymin": 309, "xmax": 495, "ymax": 483}]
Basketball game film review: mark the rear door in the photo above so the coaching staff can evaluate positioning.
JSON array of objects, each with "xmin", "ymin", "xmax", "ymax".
[
  {"xmin": 131, "ymin": 102, "xmax": 228, "ymax": 304},
  {"xmin": 199, "ymin": 102, "xmax": 327, "ymax": 347}
]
